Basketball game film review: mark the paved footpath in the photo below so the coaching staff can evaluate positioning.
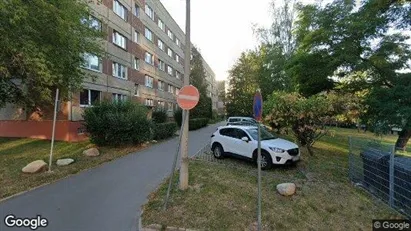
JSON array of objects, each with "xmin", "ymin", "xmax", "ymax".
[{"xmin": 0, "ymin": 122, "xmax": 224, "ymax": 231}]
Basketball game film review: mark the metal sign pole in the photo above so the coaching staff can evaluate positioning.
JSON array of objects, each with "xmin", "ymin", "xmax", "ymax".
[
  {"xmin": 257, "ymin": 122, "xmax": 262, "ymax": 231},
  {"xmin": 163, "ymin": 110, "xmax": 188, "ymax": 210},
  {"xmin": 48, "ymin": 88, "xmax": 59, "ymax": 172}
]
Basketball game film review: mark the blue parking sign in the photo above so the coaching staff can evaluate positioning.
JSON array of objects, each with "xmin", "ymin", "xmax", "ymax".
[{"xmin": 253, "ymin": 91, "xmax": 263, "ymax": 121}]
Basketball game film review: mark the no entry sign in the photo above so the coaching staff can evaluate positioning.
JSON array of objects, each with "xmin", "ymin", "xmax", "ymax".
[{"xmin": 177, "ymin": 85, "xmax": 200, "ymax": 110}]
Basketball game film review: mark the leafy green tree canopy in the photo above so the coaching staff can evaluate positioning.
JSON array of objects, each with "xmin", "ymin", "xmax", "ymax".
[{"xmin": 0, "ymin": 0, "xmax": 104, "ymax": 110}]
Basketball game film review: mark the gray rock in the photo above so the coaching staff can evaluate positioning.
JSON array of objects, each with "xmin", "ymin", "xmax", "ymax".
[
  {"xmin": 83, "ymin": 148, "xmax": 100, "ymax": 157},
  {"xmin": 22, "ymin": 160, "xmax": 47, "ymax": 173},
  {"xmin": 56, "ymin": 158, "xmax": 74, "ymax": 166},
  {"xmin": 276, "ymin": 183, "xmax": 296, "ymax": 196}
]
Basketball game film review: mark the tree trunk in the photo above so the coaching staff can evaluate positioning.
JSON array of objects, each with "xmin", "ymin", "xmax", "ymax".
[{"xmin": 395, "ymin": 128, "xmax": 411, "ymax": 151}]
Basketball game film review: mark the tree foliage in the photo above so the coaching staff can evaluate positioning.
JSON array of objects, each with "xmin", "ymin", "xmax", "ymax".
[
  {"xmin": 0, "ymin": 0, "xmax": 104, "ymax": 111},
  {"xmin": 189, "ymin": 47, "xmax": 212, "ymax": 119}
]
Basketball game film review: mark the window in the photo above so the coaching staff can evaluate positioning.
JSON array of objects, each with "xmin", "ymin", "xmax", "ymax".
[
  {"xmin": 145, "ymin": 27, "xmax": 153, "ymax": 41},
  {"xmin": 167, "ymin": 48, "xmax": 173, "ymax": 57},
  {"xmin": 134, "ymin": 84, "xmax": 139, "ymax": 96},
  {"xmin": 112, "ymin": 62, "xmax": 127, "ymax": 79},
  {"xmin": 219, "ymin": 128, "xmax": 235, "ymax": 138},
  {"xmin": 145, "ymin": 52, "xmax": 154, "ymax": 65},
  {"xmin": 167, "ymin": 30, "xmax": 173, "ymax": 40},
  {"xmin": 114, "ymin": 0, "xmax": 127, "ymax": 21},
  {"xmin": 112, "ymin": 93, "xmax": 127, "ymax": 102},
  {"xmin": 168, "ymin": 84, "xmax": 174, "ymax": 94},
  {"xmin": 145, "ymin": 75, "xmax": 153, "ymax": 88},
  {"xmin": 158, "ymin": 80, "xmax": 164, "ymax": 91},
  {"xmin": 145, "ymin": 4, "xmax": 154, "ymax": 20},
  {"xmin": 158, "ymin": 19, "xmax": 164, "ymax": 31},
  {"xmin": 157, "ymin": 101, "xmax": 165, "ymax": 109},
  {"xmin": 176, "ymin": 38, "xmax": 180, "ymax": 47},
  {"xmin": 157, "ymin": 39, "xmax": 164, "ymax": 50},
  {"xmin": 176, "ymin": 88, "xmax": 180, "ymax": 95},
  {"xmin": 145, "ymin": 98, "xmax": 154, "ymax": 106},
  {"xmin": 134, "ymin": 30, "xmax": 140, "ymax": 43},
  {"xmin": 134, "ymin": 58, "xmax": 139, "ymax": 70},
  {"xmin": 90, "ymin": 16, "xmax": 102, "ymax": 31},
  {"xmin": 175, "ymin": 55, "xmax": 180, "ymax": 63},
  {"xmin": 158, "ymin": 59, "xmax": 165, "ymax": 71},
  {"xmin": 82, "ymin": 53, "xmax": 101, "ymax": 72},
  {"xmin": 80, "ymin": 89, "xmax": 101, "ymax": 107},
  {"xmin": 176, "ymin": 71, "xmax": 181, "ymax": 79},
  {"xmin": 113, "ymin": 31, "xmax": 126, "ymax": 49},
  {"xmin": 167, "ymin": 65, "xmax": 173, "ymax": 75},
  {"xmin": 134, "ymin": 4, "xmax": 140, "ymax": 17}
]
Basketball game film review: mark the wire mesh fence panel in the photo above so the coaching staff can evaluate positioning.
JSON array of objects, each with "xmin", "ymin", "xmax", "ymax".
[{"xmin": 349, "ymin": 137, "xmax": 411, "ymax": 218}]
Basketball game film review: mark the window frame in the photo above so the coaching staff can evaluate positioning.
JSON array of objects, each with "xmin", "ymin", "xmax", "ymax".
[
  {"xmin": 134, "ymin": 57, "xmax": 139, "ymax": 70},
  {"xmin": 112, "ymin": 93, "xmax": 127, "ymax": 103},
  {"xmin": 113, "ymin": 0, "xmax": 127, "ymax": 21},
  {"xmin": 167, "ymin": 65, "xmax": 173, "ymax": 75},
  {"xmin": 134, "ymin": 4, "xmax": 140, "ymax": 17},
  {"xmin": 82, "ymin": 53, "xmax": 101, "ymax": 72},
  {"xmin": 112, "ymin": 62, "xmax": 127, "ymax": 79},
  {"xmin": 144, "ymin": 52, "xmax": 154, "ymax": 65},
  {"xmin": 167, "ymin": 48, "xmax": 173, "ymax": 57},
  {"xmin": 157, "ymin": 39, "xmax": 164, "ymax": 50},
  {"xmin": 167, "ymin": 29, "xmax": 174, "ymax": 40},
  {"xmin": 144, "ymin": 27, "xmax": 153, "ymax": 42},
  {"xmin": 158, "ymin": 59, "xmax": 165, "ymax": 71},
  {"xmin": 80, "ymin": 89, "xmax": 101, "ymax": 107},
  {"xmin": 158, "ymin": 19, "xmax": 165, "ymax": 31},
  {"xmin": 145, "ymin": 4, "xmax": 154, "ymax": 20},
  {"xmin": 113, "ymin": 31, "xmax": 127, "ymax": 49},
  {"xmin": 145, "ymin": 75, "xmax": 153, "ymax": 88}
]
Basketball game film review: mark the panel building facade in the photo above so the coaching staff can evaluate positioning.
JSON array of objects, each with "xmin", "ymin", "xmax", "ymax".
[{"xmin": 0, "ymin": 0, "xmax": 217, "ymax": 141}]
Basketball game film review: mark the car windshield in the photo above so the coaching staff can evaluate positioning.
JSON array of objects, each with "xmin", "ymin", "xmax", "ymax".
[{"xmin": 246, "ymin": 127, "xmax": 277, "ymax": 141}]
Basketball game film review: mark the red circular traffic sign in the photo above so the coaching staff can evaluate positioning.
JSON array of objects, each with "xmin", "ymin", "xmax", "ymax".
[{"xmin": 177, "ymin": 85, "xmax": 200, "ymax": 110}]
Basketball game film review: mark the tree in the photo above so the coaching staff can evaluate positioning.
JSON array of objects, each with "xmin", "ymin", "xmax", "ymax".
[
  {"xmin": 226, "ymin": 51, "xmax": 260, "ymax": 116},
  {"xmin": 290, "ymin": 0, "xmax": 411, "ymax": 147},
  {"xmin": 253, "ymin": 0, "xmax": 299, "ymax": 98},
  {"xmin": 0, "ymin": 0, "xmax": 104, "ymax": 112},
  {"xmin": 264, "ymin": 91, "xmax": 346, "ymax": 155},
  {"xmin": 189, "ymin": 47, "xmax": 212, "ymax": 119}
]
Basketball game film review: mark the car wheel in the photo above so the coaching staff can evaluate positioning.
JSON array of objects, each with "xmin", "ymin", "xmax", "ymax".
[
  {"xmin": 213, "ymin": 144, "xmax": 224, "ymax": 159},
  {"xmin": 257, "ymin": 151, "xmax": 272, "ymax": 170}
]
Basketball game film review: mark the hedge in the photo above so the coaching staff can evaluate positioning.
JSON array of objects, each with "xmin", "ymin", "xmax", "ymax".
[
  {"xmin": 83, "ymin": 100, "xmax": 152, "ymax": 146},
  {"xmin": 153, "ymin": 122, "xmax": 177, "ymax": 140},
  {"xmin": 189, "ymin": 118, "xmax": 209, "ymax": 131},
  {"xmin": 174, "ymin": 109, "xmax": 183, "ymax": 127},
  {"xmin": 152, "ymin": 109, "xmax": 167, "ymax": 123}
]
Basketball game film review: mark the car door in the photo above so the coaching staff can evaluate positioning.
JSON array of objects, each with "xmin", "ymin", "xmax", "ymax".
[
  {"xmin": 231, "ymin": 128, "xmax": 255, "ymax": 159},
  {"xmin": 218, "ymin": 128, "xmax": 236, "ymax": 154}
]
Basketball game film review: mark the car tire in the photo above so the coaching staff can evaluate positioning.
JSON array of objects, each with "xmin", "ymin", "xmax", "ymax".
[
  {"xmin": 212, "ymin": 144, "xmax": 224, "ymax": 159},
  {"xmin": 257, "ymin": 151, "xmax": 272, "ymax": 170}
]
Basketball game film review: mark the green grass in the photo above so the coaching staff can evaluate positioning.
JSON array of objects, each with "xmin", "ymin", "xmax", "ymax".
[
  {"xmin": 0, "ymin": 138, "xmax": 147, "ymax": 199},
  {"xmin": 142, "ymin": 128, "xmax": 408, "ymax": 230}
]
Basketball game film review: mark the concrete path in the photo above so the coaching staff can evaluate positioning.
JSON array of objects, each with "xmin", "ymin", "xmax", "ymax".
[{"xmin": 0, "ymin": 122, "xmax": 224, "ymax": 231}]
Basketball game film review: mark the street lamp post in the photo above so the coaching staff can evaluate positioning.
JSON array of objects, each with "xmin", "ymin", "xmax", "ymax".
[{"xmin": 179, "ymin": 0, "xmax": 191, "ymax": 190}]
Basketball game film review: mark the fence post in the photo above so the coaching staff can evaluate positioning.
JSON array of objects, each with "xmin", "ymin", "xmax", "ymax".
[
  {"xmin": 389, "ymin": 145, "xmax": 395, "ymax": 207},
  {"xmin": 348, "ymin": 136, "xmax": 353, "ymax": 180}
]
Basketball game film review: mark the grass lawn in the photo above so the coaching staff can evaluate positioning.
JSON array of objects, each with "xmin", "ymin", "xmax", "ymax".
[
  {"xmin": 0, "ymin": 138, "xmax": 147, "ymax": 200},
  {"xmin": 142, "ymin": 128, "xmax": 407, "ymax": 230}
]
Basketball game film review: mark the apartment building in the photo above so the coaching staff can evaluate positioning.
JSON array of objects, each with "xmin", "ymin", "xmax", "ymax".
[
  {"xmin": 0, "ymin": 0, "xmax": 217, "ymax": 141},
  {"xmin": 202, "ymin": 58, "xmax": 218, "ymax": 111}
]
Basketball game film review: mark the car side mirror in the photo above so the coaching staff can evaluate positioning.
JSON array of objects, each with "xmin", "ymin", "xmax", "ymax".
[{"xmin": 241, "ymin": 137, "xmax": 249, "ymax": 142}]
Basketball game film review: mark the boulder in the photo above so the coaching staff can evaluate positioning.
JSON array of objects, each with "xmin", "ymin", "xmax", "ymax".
[
  {"xmin": 56, "ymin": 158, "xmax": 74, "ymax": 166},
  {"xmin": 83, "ymin": 148, "xmax": 100, "ymax": 157},
  {"xmin": 22, "ymin": 160, "xmax": 47, "ymax": 173},
  {"xmin": 276, "ymin": 183, "xmax": 296, "ymax": 196}
]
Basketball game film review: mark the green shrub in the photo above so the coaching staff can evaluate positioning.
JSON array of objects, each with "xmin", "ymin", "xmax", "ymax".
[
  {"xmin": 152, "ymin": 109, "xmax": 167, "ymax": 123},
  {"xmin": 189, "ymin": 118, "xmax": 209, "ymax": 131},
  {"xmin": 83, "ymin": 100, "xmax": 152, "ymax": 146},
  {"xmin": 153, "ymin": 122, "xmax": 177, "ymax": 140},
  {"xmin": 174, "ymin": 109, "xmax": 183, "ymax": 127}
]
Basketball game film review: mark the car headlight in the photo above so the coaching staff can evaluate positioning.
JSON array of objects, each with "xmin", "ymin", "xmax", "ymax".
[{"xmin": 269, "ymin": 147, "xmax": 285, "ymax": 153}]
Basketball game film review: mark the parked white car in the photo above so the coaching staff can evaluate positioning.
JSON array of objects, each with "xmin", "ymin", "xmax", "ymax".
[{"xmin": 210, "ymin": 125, "xmax": 300, "ymax": 170}]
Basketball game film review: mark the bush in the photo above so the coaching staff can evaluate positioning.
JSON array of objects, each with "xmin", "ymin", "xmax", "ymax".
[
  {"xmin": 189, "ymin": 118, "xmax": 209, "ymax": 131},
  {"xmin": 152, "ymin": 109, "xmax": 167, "ymax": 123},
  {"xmin": 174, "ymin": 109, "xmax": 183, "ymax": 127},
  {"xmin": 153, "ymin": 122, "xmax": 177, "ymax": 140},
  {"xmin": 83, "ymin": 100, "xmax": 152, "ymax": 146}
]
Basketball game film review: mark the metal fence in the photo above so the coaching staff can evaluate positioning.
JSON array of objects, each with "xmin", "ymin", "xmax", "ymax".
[{"xmin": 349, "ymin": 137, "xmax": 411, "ymax": 218}]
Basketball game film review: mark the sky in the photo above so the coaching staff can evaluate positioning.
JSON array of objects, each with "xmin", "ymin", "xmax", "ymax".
[{"xmin": 159, "ymin": 0, "xmax": 279, "ymax": 81}]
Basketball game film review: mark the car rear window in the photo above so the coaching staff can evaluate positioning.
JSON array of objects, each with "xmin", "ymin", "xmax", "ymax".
[{"xmin": 228, "ymin": 118, "xmax": 240, "ymax": 122}]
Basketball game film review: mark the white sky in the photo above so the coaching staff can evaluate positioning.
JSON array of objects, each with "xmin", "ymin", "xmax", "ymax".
[{"xmin": 160, "ymin": 0, "xmax": 277, "ymax": 81}]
